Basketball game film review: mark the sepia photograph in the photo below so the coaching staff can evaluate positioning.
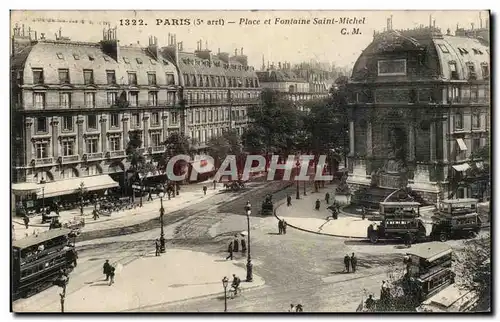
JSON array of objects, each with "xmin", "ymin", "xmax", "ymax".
[{"xmin": 9, "ymin": 9, "xmax": 491, "ymax": 313}]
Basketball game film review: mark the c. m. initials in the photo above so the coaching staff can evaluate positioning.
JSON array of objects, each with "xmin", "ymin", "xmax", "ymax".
[{"xmin": 341, "ymin": 28, "xmax": 361, "ymax": 35}]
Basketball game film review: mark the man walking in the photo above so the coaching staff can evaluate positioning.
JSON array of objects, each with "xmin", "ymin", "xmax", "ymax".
[
  {"xmin": 315, "ymin": 199, "xmax": 321, "ymax": 211},
  {"xmin": 233, "ymin": 235, "xmax": 239, "ymax": 253},
  {"xmin": 241, "ymin": 237, "xmax": 247, "ymax": 253},
  {"xmin": 155, "ymin": 239, "xmax": 160, "ymax": 256},
  {"xmin": 278, "ymin": 219, "xmax": 283, "ymax": 234},
  {"xmin": 344, "ymin": 254, "xmax": 351, "ymax": 273},
  {"xmin": 283, "ymin": 220, "xmax": 288, "ymax": 235},
  {"xmin": 103, "ymin": 260, "xmax": 111, "ymax": 281},
  {"xmin": 325, "ymin": 192, "xmax": 330, "ymax": 205},
  {"xmin": 23, "ymin": 216, "xmax": 29, "ymax": 229},
  {"xmin": 108, "ymin": 264, "xmax": 116, "ymax": 286},
  {"xmin": 226, "ymin": 241, "xmax": 233, "ymax": 260},
  {"xmin": 147, "ymin": 188, "xmax": 153, "ymax": 201},
  {"xmin": 203, "ymin": 185, "xmax": 207, "ymax": 196},
  {"xmin": 287, "ymin": 195, "xmax": 292, "ymax": 207},
  {"xmin": 351, "ymin": 253, "xmax": 357, "ymax": 273}
]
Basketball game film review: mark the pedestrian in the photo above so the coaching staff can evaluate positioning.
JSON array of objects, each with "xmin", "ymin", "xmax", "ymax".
[
  {"xmin": 103, "ymin": 260, "xmax": 111, "ymax": 281},
  {"xmin": 287, "ymin": 195, "xmax": 292, "ymax": 207},
  {"xmin": 365, "ymin": 295, "xmax": 375, "ymax": 310},
  {"xmin": 405, "ymin": 231, "xmax": 413, "ymax": 248},
  {"xmin": 108, "ymin": 264, "xmax": 115, "ymax": 286},
  {"xmin": 69, "ymin": 248, "xmax": 78, "ymax": 268},
  {"xmin": 351, "ymin": 252, "xmax": 357, "ymax": 273},
  {"xmin": 93, "ymin": 209, "xmax": 99, "ymax": 221},
  {"xmin": 147, "ymin": 188, "xmax": 153, "ymax": 201},
  {"xmin": 54, "ymin": 202, "xmax": 60, "ymax": 215},
  {"xmin": 233, "ymin": 235, "xmax": 239, "ymax": 252},
  {"xmin": 241, "ymin": 238, "xmax": 247, "ymax": 253},
  {"xmin": 362, "ymin": 206, "xmax": 366, "ymax": 220},
  {"xmin": 283, "ymin": 220, "xmax": 288, "ymax": 234},
  {"xmin": 381, "ymin": 280, "xmax": 390, "ymax": 300},
  {"xmin": 295, "ymin": 304, "xmax": 303, "ymax": 312},
  {"xmin": 226, "ymin": 241, "xmax": 233, "ymax": 260},
  {"xmin": 278, "ymin": 219, "xmax": 283, "ymax": 234},
  {"xmin": 203, "ymin": 185, "xmax": 207, "ymax": 195},
  {"xmin": 213, "ymin": 179, "xmax": 217, "ymax": 190},
  {"xmin": 344, "ymin": 254, "xmax": 351, "ymax": 273},
  {"xmin": 23, "ymin": 216, "xmax": 29, "ymax": 229},
  {"xmin": 325, "ymin": 192, "xmax": 330, "ymax": 204},
  {"xmin": 155, "ymin": 239, "xmax": 160, "ymax": 256},
  {"xmin": 288, "ymin": 304, "xmax": 295, "ymax": 312},
  {"xmin": 315, "ymin": 199, "xmax": 321, "ymax": 211}
]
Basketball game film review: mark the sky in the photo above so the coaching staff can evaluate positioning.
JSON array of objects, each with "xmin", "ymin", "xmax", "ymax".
[{"xmin": 10, "ymin": 10, "xmax": 488, "ymax": 70}]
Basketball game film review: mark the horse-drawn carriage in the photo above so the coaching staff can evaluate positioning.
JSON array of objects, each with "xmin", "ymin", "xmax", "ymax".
[
  {"xmin": 223, "ymin": 180, "xmax": 247, "ymax": 192},
  {"xmin": 261, "ymin": 194, "xmax": 274, "ymax": 216}
]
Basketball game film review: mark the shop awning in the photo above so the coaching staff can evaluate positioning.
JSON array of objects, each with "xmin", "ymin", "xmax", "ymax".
[
  {"xmin": 12, "ymin": 182, "xmax": 39, "ymax": 195},
  {"xmin": 36, "ymin": 175, "xmax": 119, "ymax": 198},
  {"xmin": 456, "ymin": 138, "xmax": 467, "ymax": 151},
  {"xmin": 452, "ymin": 163, "xmax": 470, "ymax": 172}
]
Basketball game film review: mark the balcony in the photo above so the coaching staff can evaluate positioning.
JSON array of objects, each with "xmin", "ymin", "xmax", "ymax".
[
  {"xmin": 61, "ymin": 155, "xmax": 79, "ymax": 163},
  {"xmin": 87, "ymin": 152, "xmax": 103, "ymax": 160},
  {"xmin": 34, "ymin": 157, "xmax": 53, "ymax": 165},
  {"xmin": 19, "ymin": 100, "xmax": 179, "ymax": 111},
  {"xmin": 107, "ymin": 150, "xmax": 125, "ymax": 158}
]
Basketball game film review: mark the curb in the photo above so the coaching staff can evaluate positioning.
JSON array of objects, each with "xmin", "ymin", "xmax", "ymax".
[{"xmin": 273, "ymin": 196, "xmax": 366, "ymax": 240}]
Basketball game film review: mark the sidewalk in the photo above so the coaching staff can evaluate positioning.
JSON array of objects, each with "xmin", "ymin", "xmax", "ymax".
[
  {"xmin": 275, "ymin": 186, "xmax": 375, "ymax": 239},
  {"xmin": 12, "ymin": 180, "xmax": 229, "ymax": 241},
  {"xmin": 15, "ymin": 249, "xmax": 265, "ymax": 312}
]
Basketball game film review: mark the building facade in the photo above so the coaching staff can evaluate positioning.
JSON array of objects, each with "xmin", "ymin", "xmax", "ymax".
[
  {"xmin": 161, "ymin": 36, "xmax": 260, "ymax": 150},
  {"xmin": 346, "ymin": 22, "xmax": 490, "ymax": 205}
]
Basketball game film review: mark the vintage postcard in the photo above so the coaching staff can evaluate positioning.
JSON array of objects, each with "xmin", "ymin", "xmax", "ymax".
[{"xmin": 10, "ymin": 10, "xmax": 491, "ymax": 313}]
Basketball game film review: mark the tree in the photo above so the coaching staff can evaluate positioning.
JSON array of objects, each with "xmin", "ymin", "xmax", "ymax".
[
  {"xmin": 455, "ymin": 234, "xmax": 491, "ymax": 311},
  {"xmin": 125, "ymin": 130, "xmax": 145, "ymax": 202},
  {"xmin": 207, "ymin": 129, "xmax": 243, "ymax": 169},
  {"xmin": 159, "ymin": 132, "xmax": 195, "ymax": 183}
]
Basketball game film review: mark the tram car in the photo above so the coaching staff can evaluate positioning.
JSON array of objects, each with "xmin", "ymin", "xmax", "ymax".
[
  {"xmin": 12, "ymin": 228, "xmax": 75, "ymax": 300},
  {"xmin": 430, "ymin": 199, "xmax": 482, "ymax": 242}
]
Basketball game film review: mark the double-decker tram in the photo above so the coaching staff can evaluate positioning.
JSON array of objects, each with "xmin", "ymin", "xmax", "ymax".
[
  {"xmin": 12, "ymin": 228, "xmax": 75, "ymax": 300},
  {"xmin": 431, "ymin": 199, "xmax": 482, "ymax": 242}
]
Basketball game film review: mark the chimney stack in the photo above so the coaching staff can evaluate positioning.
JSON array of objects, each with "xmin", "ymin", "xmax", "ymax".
[
  {"xmin": 471, "ymin": 23, "xmax": 474, "ymax": 30},
  {"xmin": 241, "ymin": 47, "xmax": 243, "ymax": 55}
]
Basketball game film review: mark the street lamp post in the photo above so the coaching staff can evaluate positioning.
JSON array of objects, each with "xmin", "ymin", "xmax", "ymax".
[
  {"xmin": 222, "ymin": 276, "xmax": 229, "ymax": 312},
  {"xmin": 295, "ymin": 160, "xmax": 300, "ymax": 199},
  {"xmin": 139, "ymin": 177, "xmax": 144, "ymax": 207},
  {"xmin": 158, "ymin": 188, "xmax": 166, "ymax": 253},
  {"xmin": 40, "ymin": 177, "xmax": 46, "ymax": 214},
  {"xmin": 78, "ymin": 182, "xmax": 85, "ymax": 216},
  {"xmin": 245, "ymin": 201, "xmax": 253, "ymax": 282}
]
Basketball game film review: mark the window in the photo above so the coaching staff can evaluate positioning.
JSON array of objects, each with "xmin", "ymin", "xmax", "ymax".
[
  {"xmin": 62, "ymin": 116, "xmax": 73, "ymax": 131},
  {"xmin": 73, "ymin": 54, "xmax": 80, "ymax": 60},
  {"xmin": 472, "ymin": 113, "xmax": 481, "ymax": 129},
  {"xmin": 204, "ymin": 76, "xmax": 209, "ymax": 87},
  {"xmin": 470, "ymin": 86, "xmax": 479, "ymax": 102},
  {"xmin": 107, "ymin": 92, "xmax": 118, "ymax": 106},
  {"xmin": 454, "ymin": 113, "xmax": 464, "ymax": 130},
  {"xmin": 35, "ymin": 142, "xmax": 49, "ymax": 159},
  {"xmin": 151, "ymin": 112, "xmax": 160, "ymax": 126},
  {"xmin": 481, "ymin": 64, "xmax": 489, "ymax": 79},
  {"xmin": 215, "ymin": 109, "xmax": 219, "ymax": 121},
  {"xmin": 472, "ymin": 138, "xmax": 481, "ymax": 153},
  {"xmin": 222, "ymin": 77, "xmax": 227, "ymax": 87},
  {"xmin": 184, "ymin": 74, "xmax": 190, "ymax": 86},
  {"xmin": 34, "ymin": 92, "xmax": 45, "ymax": 109},
  {"xmin": 136, "ymin": 58, "xmax": 143, "ymax": 64},
  {"xmin": 467, "ymin": 64, "xmax": 476, "ymax": 79},
  {"xmin": 438, "ymin": 44, "xmax": 449, "ymax": 53},
  {"xmin": 56, "ymin": 53, "xmax": 64, "ymax": 60},
  {"xmin": 110, "ymin": 113, "xmax": 120, "ymax": 128},
  {"xmin": 195, "ymin": 111, "xmax": 200, "ymax": 123},
  {"xmin": 377, "ymin": 59, "xmax": 407, "ymax": 76},
  {"xmin": 86, "ymin": 137, "xmax": 98, "ymax": 153},
  {"xmin": 87, "ymin": 115, "xmax": 97, "ymax": 130},
  {"xmin": 58, "ymin": 69, "xmax": 70, "ymax": 84},
  {"xmin": 209, "ymin": 110, "xmax": 213, "ymax": 121},
  {"xmin": 170, "ymin": 112, "xmax": 179, "ymax": 125},
  {"xmin": 198, "ymin": 75, "xmax": 203, "ymax": 87},
  {"xmin": 167, "ymin": 92, "xmax": 175, "ymax": 105},
  {"xmin": 448, "ymin": 86, "xmax": 460, "ymax": 103},
  {"xmin": 83, "ymin": 70, "xmax": 94, "ymax": 85},
  {"xmin": 123, "ymin": 57, "xmax": 130, "ymax": 64},
  {"xmin": 148, "ymin": 91, "xmax": 158, "ymax": 106},
  {"xmin": 85, "ymin": 92, "xmax": 96, "ymax": 108},
  {"xmin": 148, "ymin": 73, "xmax": 157, "ymax": 86},
  {"xmin": 191, "ymin": 75, "xmax": 197, "ymax": 87},
  {"xmin": 203, "ymin": 111, "xmax": 207, "ymax": 123},
  {"xmin": 61, "ymin": 140, "xmax": 74, "ymax": 156},
  {"xmin": 87, "ymin": 165, "xmax": 99, "ymax": 176},
  {"xmin": 151, "ymin": 133, "xmax": 161, "ymax": 146},
  {"xmin": 33, "ymin": 68, "xmax": 43, "ymax": 85},
  {"xmin": 109, "ymin": 137, "xmax": 121, "ymax": 151},
  {"xmin": 59, "ymin": 93, "xmax": 71, "ymax": 108},
  {"xmin": 130, "ymin": 113, "xmax": 140, "ymax": 128},
  {"xmin": 36, "ymin": 117, "xmax": 47, "ymax": 133},
  {"xmin": 106, "ymin": 70, "xmax": 116, "ymax": 85},
  {"xmin": 210, "ymin": 76, "xmax": 215, "ymax": 87},
  {"xmin": 129, "ymin": 92, "xmax": 139, "ymax": 107},
  {"xmin": 166, "ymin": 73, "xmax": 175, "ymax": 85},
  {"xmin": 128, "ymin": 72, "xmax": 137, "ymax": 86}
]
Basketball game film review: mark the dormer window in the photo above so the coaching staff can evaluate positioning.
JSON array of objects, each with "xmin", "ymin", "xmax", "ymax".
[
  {"xmin": 88, "ymin": 54, "xmax": 95, "ymax": 61},
  {"xmin": 136, "ymin": 58, "xmax": 143, "ymax": 64},
  {"xmin": 162, "ymin": 60, "xmax": 168, "ymax": 65},
  {"xmin": 73, "ymin": 54, "xmax": 80, "ymax": 60},
  {"xmin": 467, "ymin": 63, "xmax": 477, "ymax": 80},
  {"xmin": 103, "ymin": 56, "xmax": 111, "ymax": 62},
  {"xmin": 449, "ymin": 61, "xmax": 459, "ymax": 80},
  {"xmin": 438, "ymin": 44, "xmax": 449, "ymax": 53},
  {"xmin": 472, "ymin": 48, "xmax": 483, "ymax": 55},
  {"xmin": 481, "ymin": 63, "xmax": 489, "ymax": 79},
  {"xmin": 150, "ymin": 59, "xmax": 157, "ymax": 65},
  {"xmin": 123, "ymin": 57, "xmax": 130, "ymax": 64},
  {"xmin": 56, "ymin": 53, "xmax": 64, "ymax": 60}
]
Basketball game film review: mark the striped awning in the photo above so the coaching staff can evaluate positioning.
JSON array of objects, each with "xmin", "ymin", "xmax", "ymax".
[{"xmin": 36, "ymin": 175, "xmax": 119, "ymax": 198}]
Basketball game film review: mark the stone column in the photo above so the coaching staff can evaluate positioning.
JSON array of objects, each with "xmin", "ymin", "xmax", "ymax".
[
  {"xmin": 366, "ymin": 121, "xmax": 373, "ymax": 157},
  {"xmin": 100, "ymin": 116, "xmax": 107, "ymax": 154},
  {"xmin": 162, "ymin": 112, "xmax": 169, "ymax": 140},
  {"xmin": 122, "ymin": 113, "xmax": 129, "ymax": 151},
  {"xmin": 51, "ymin": 117, "xmax": 60, "ymax": 159},
  {"xmin": 25, "ymin": 118, "xmax": 34, "ymax": 162},
  {"xmin": 143, "ymin": 113, "xmax": 150, "ymax": 148},
  {"xmin": 77, "ymin": 117, "xmax": 84, "ymax": 156},
  {"xmin": 442, "ymin": 119, "xmax": 448, "ymax": 162},
  {"xmin": 408, "ymin": 124, "xmax": 415, "ymax": 161},
  {"xmin": 430, "ymin": 122, "xmax": 436, "ymax": 161},
  {"xmin": 349, "ymin": 121, "xmax": 355, "ymax": 156}
]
